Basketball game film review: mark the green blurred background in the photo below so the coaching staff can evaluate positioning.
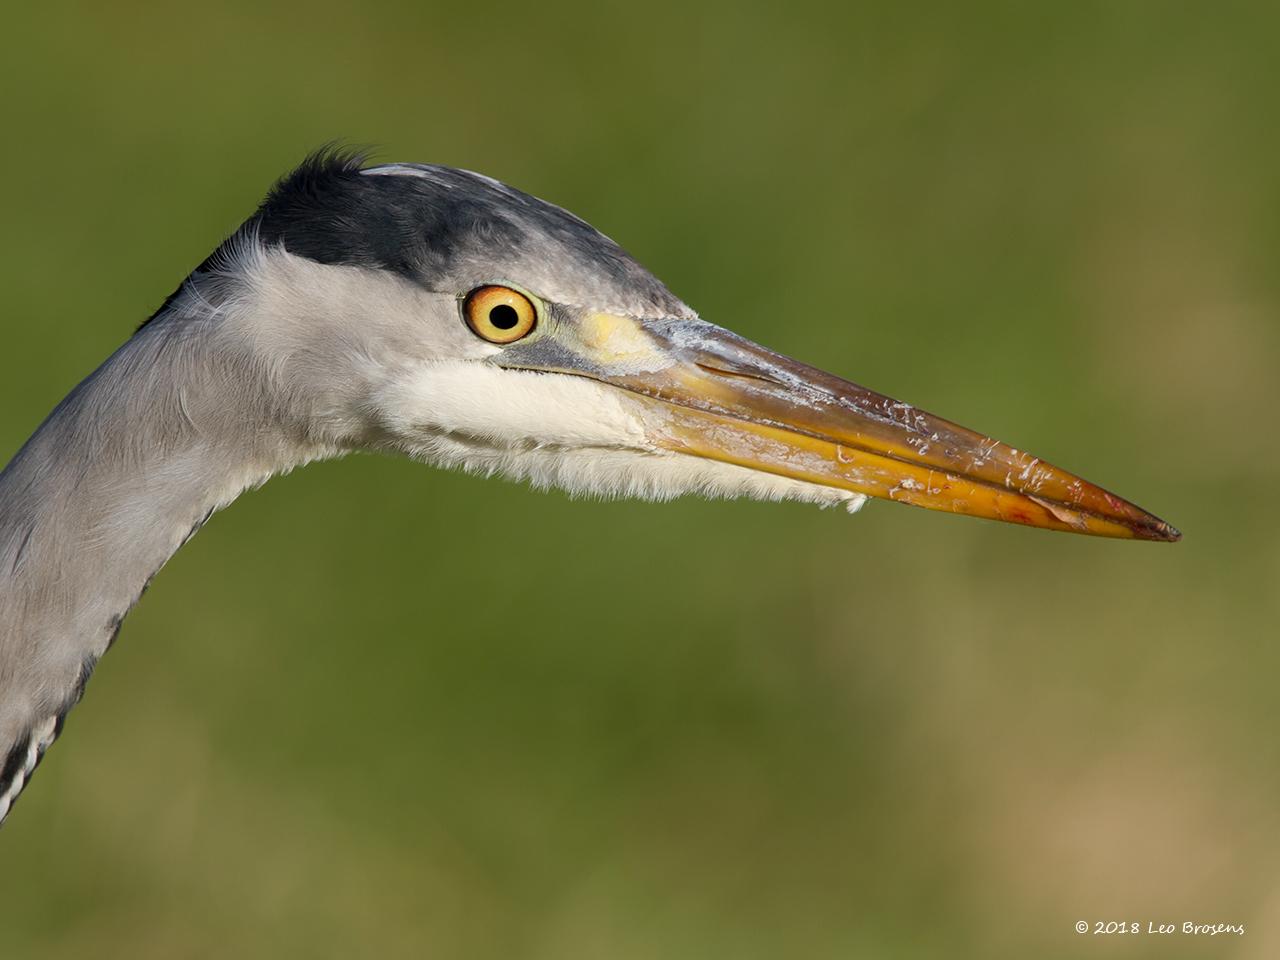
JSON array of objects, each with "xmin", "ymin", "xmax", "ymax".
[{"xmin": 2, "ymin": 2, "xmax": 1277, "ymax": 957}]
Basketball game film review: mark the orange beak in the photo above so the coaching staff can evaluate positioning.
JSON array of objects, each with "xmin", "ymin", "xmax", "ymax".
[{"xmin": 596, "ymin": 317, "xmax": 1179, "ymax": 540}]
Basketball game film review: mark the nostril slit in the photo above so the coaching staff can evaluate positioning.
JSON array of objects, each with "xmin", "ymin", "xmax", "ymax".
[{"xmin": 694, "ymin": 362, "xmax": 783, "ymax": 386}]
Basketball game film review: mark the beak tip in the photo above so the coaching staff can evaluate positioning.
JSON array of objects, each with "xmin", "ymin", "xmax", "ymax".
[{"xmin": 1137, "ymin": 516, "xmax": 1181, "ymax": 543}]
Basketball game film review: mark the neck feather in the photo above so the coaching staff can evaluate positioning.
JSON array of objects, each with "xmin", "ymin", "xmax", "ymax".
[{"xmin": 0, "ymin": 307, "xmax": 313, "ymax": 821}]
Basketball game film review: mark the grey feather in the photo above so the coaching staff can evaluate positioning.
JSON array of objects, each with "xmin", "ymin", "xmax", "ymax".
[{"xmin": 0, "ymin": 150, "xmax": 703, "ymax": 823}]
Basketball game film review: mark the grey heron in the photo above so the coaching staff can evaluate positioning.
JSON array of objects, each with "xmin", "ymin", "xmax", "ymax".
[{"xmin": 0, "ymin": 149, "xmax": 1178, "ymax": 826}]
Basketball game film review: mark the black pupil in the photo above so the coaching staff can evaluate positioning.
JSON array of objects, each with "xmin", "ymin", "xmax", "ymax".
[{"xmin": 488, "ymin": 304, "xmax": 519, "ymax": 330}]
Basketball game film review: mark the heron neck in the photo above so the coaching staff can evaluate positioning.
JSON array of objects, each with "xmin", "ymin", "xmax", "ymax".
[{"xmin": 0, "ymin": 316, "xmax": 309, "ymax": 791}]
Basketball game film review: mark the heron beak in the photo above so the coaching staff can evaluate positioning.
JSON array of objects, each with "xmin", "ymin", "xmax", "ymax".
[{"xmin": 505, "ymin": 313, "xmax": 1180, "ymax": 540}]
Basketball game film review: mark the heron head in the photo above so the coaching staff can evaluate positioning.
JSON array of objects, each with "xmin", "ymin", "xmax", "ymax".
[{"xmin": 195, "ymin": 150, "xmax": 1177, "ymax": 541}]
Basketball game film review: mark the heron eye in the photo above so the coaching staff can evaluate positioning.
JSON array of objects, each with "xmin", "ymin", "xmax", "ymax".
[{"xmin": 464, "ymin": 286, "xmax": 537, "ymax": 344}]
